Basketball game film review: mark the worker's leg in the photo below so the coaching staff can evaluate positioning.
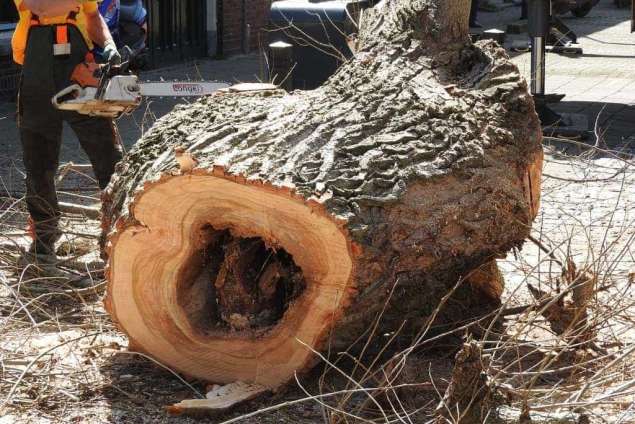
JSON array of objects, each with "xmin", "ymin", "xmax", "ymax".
[
  {"xmin": 19, "ymin": 122, "xmax": 64, "ymax": 254},
  {"xmin": 55, "ymin": 25, "xmax": 122, "ymax": 189},
  {"xmin": 66, "ymin": 114, "xmax": 123, "ymax": 189},
  {"xmin": 470, "ymin": 0, "xmax": 481, "ymax": 27},
  {"xmin": 17, "ymin": 24, "xmax": 67, "ymax": 255}
]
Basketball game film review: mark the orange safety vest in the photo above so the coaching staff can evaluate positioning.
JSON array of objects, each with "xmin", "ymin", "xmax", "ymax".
[{"xmin": 12, "ymin": 0, "xmax": 98, "ymax": 65}]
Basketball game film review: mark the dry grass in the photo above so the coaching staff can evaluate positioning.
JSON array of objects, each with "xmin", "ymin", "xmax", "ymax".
[
  {"xmin": 0, "ymin": 168, "xmax": 206, "ymax": 423},
  {"xmin": 0, "ymin": 138, "xmax": 633, "ymax": 423}
]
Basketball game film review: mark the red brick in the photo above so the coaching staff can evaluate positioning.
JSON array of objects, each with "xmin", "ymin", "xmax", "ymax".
[{"xmin": 221, "ymin": 0, "xmax": 271, "ymax": 55}]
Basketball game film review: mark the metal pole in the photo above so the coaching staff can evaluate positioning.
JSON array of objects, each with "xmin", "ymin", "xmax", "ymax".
[
  {"xmin": 269, "ymin": 41, "xmax": 294, "ymax": 91},
  {"xmin": 527, "ymin": 0, "xmax": 550, "ymax": 97},
  {"xmin": 241, "ymin": 0, "xmax": 248, "ymax": 54},
  {"xmin": 530, "ymin": 36, "xmax": 546, "ymax": 95}
]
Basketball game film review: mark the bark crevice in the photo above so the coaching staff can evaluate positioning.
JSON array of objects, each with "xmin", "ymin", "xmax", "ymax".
[{"xmin": 358, "ymin": 0, "xmax": 471, "ymax": 51}]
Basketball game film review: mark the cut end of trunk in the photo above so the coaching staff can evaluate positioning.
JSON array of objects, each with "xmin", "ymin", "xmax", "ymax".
[{"xmin": 105, "ymin": 172, "xmax": 355, "ymax": 388}]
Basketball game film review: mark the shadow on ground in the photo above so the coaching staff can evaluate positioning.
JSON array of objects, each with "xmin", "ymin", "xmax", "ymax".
[{"xmin": 98, "ymin": 351, "xmax": 326, "ymax": 423}]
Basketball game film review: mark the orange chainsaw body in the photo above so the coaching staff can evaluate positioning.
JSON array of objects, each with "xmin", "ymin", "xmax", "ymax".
[
  {"xmin": 70, "ymin": 54, "xmax": 102, "ymax": 88},
  {"xmin": 53, "ymin": 55, "xmax": 142, "ymax": 118}
]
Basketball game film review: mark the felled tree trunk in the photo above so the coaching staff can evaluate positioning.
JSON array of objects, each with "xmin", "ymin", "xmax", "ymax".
[{"xmin": 102, "ymin": 0, "xmax": 543, "ymax": 389}]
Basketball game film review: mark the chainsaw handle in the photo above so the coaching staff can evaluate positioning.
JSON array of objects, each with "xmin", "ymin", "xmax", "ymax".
[{"xmin": 52, "ymin": 84, "xmax": 83, "ymax": 110}]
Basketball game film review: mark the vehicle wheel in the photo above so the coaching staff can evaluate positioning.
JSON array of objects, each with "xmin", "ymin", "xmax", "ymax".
[{"xmin": 571, "ymin": 4, "xmax": 593, "ymax": 17}]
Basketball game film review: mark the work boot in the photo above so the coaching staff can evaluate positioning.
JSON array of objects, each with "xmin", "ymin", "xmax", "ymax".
[
  {"xmin": 30, "ymin": 239, "xmax": 56, "ymax": 255},
  {"xmin": 17, "ymin": 241, "xmax": 62, "ymax": 278},
  {"xmin": 19, "ymin": 241, "xmax": 101, "ymax": 289},
  {"xmin": 22, "ymin": 241, "xmax": 57, "ymax": 264}
]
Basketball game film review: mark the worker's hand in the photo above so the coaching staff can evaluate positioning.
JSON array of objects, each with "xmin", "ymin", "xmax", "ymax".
[{"xmin": 103, "ymin": 41, "xmax": 121, "ymax": 66}]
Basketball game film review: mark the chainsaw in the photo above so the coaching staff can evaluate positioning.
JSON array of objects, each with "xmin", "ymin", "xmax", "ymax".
[{"xmin": 52, "ymin": 51, "xmax": 229, "ymax": 118}]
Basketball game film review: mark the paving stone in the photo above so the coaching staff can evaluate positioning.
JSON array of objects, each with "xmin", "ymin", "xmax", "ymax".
[{"xmin": 480, "ymin": 0, "xmax": 635, "ymax": 150}]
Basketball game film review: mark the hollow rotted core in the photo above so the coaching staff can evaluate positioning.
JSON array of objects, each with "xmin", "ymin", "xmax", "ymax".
[{"xmin": 178, "ymin": 225, "xmax": 307, "ymax": 333}]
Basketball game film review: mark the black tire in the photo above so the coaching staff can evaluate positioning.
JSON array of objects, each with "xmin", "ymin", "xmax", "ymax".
[
  {"xmin": 571, "ymin": 4, "xmax": 593, "ymax": 17},
  {"xmin": 572, "ymin": 0, "xmax": 600, "ymax": 17}
]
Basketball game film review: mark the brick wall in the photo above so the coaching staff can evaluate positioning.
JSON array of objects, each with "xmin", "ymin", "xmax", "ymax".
[{"xmin": 220, "ymin": 0, "xmax": 271, "ymax": 56}]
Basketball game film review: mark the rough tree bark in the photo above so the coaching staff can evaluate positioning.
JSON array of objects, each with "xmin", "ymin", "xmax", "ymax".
[
  {"xmin": 435, "ymin": 341, "xmax": 498, "ymax": 423},
  {"xmin": 102, "ymin": 0, "xmax": 543, "ymax": 389}
]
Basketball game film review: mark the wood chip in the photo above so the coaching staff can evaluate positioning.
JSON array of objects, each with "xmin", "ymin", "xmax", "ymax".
[
  {"xmin": 59, "ymin": 202, "xmax": 100, "ymax": 220},
  {"xmin": 166, "ymin": 381, "xmax": 268, "ymax": 416},
  {"xmin": 225, "ymin": 83, "xmax": 278, "ymax": 93}
]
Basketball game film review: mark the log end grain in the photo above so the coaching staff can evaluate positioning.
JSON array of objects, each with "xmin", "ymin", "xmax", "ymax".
[{"xmin": 104, "ymin": 173, "xmax": 356, "ymax": 388}]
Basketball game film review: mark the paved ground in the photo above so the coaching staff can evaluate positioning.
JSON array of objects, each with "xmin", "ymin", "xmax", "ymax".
[{"xmin": 480, "ymin": 0, "xmax": 635, "ymax": 150}]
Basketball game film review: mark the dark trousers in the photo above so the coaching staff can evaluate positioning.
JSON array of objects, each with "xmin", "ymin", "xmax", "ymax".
[
  {"xmin": 18, "ymin": 24, "xmax": 122, "ymax": 249},
  {"xmin": 470, "ymin": 0, "xmax": 479, "ymax": 25}
]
